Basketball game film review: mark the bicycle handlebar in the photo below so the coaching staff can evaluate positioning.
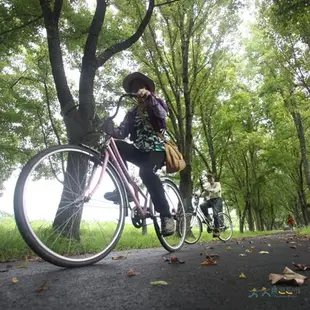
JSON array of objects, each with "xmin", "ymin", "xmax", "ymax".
[{"xmin": 109, "ymin": 93, "xmax": 138, "ymax": 120}]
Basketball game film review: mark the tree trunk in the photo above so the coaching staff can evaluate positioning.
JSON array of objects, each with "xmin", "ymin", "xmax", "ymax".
[
  {"xmin": 40, "ymin": 0, "xmax": 157, "ymax": 238},
  {"xmin": 259, "ymin": 210, "xmax": 264, "ymax": 231},
  {"xmin": 179, "ymin": 165, "xmax": 193, "ymax": 213},
  {"xmin": 239, "ymin": 206, "xmax": 247, "ymax": 233},
  {"xmin": 306, "ymin": 204, "xmax": 310, "ymax": 226},
  {"xmin": 270, "ymin": 203, "xmax": 275, "ymax": 230},
  {"xmin": 254, "ymin": 208, "xmax": 261, "ymax": 231},
  {"xmin": 291, "ymin": 111, "xmax": 310, "ymax": 190},
  {"xmin": 53, "ymin": 152, "xmax": 89, "ymax": 239},
  {"xmin": 247, "ymin": 203, "xmax": 255, "ymax": 231},
  {"xmin": 298, "ymin": 159, "xmax": 308, "ymax": 225}
]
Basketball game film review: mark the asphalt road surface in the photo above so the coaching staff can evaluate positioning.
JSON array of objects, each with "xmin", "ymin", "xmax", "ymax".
[{"xmin": 0, "ymin": 232, "xmax": 309, "ymax": 310}]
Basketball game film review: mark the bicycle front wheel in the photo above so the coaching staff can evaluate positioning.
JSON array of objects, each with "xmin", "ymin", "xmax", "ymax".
[
  {"xmin": 153, "ymin": 178, "xmax": 186, "ymax": 252},
  {"xmin": 182, "ymin": 213, "xmax": 202, "ymax": 244},
  {"xmin": 218, "ymin": 212, "xmax": 233, "ymax": 242},
  {"xmin": 14, "ymin": 144, "xmax": 126, "ymax": 267}
]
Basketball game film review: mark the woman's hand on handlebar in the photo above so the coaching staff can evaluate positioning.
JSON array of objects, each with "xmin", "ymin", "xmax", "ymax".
[
  {"xmin": 99, "ymin": 117, "xmax": 114, "ymax": 135},
  {"xmin": 137, "ymin": 89, "xmax": 151, "ymax": 99}
]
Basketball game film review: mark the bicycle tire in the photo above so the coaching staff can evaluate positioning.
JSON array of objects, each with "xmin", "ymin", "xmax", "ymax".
[
  {"xmin": 153, "ymin": 178, "xmax": 186, "ymax": 252},
  {"xmin": 182, "ymin": 213, "xmax": 203, "ymax": 244},
  {"xmin": 218, "ymin": 212, "xmax": 233, "ymax": 242},
  {"xmin": 14, "ymin": 144, "xmax": 126, "ymax": 268}
]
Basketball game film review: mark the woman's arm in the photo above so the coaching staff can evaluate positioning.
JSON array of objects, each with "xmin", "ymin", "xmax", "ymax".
[
  {"xmin": 148, "ymin": 95, "xmax": 168, "ymax": 120},
  {"xmin": 104, "ymin": 112, "xmax": 131, "ymax": 139}
]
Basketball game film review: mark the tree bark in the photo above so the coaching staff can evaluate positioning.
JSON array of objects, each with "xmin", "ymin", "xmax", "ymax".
[
  {"xmin": 291, "ymin": 110, "xmax": 310, "ymax": 190},
  {"xmin": 53, "ymin": 152, "xmax": 88, "ymax": 239},
  {"xmin": 239, "ymin": 206, "xmax": 247, "ymax": 233},
  {"xmin": 247, "ymin": 201, "xmax": 255, "ymax": 231}
]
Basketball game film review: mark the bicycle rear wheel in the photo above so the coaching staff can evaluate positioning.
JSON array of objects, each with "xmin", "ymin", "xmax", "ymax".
[
  {"xmin": 14, "ymin": 144, "xmax": 126, "ymax": 267},
  {"xmin": 218, "ymin": 212, "xmax": 233, "ymax": 242},
  {"xmin": 181, "ymin": 213, "xmax": 202, "ymax": 244},
  {"xmin": 153, "ymin": 178, "xmax": 186, "ymax": 252}
]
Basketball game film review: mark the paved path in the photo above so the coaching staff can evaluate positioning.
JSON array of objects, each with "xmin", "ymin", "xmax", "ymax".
[{"xmin": 0, "ymin": 232, "xmax": 309, "ymax": 310}]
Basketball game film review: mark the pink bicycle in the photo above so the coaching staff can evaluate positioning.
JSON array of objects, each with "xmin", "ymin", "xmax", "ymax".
[{"xmin": 14, "ymin": 93, "xmax": 186, "ymax": 268}]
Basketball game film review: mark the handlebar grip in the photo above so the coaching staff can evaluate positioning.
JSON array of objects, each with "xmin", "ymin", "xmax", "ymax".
[
  {"xmin": 126, "ymin": 93, "xmax": 138, "ymax": 97},
  {"xmin": 109, "ymin": 93, "xmax": 139, "ymax": 120}
]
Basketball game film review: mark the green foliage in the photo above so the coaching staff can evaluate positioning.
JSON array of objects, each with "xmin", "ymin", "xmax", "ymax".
[{"xmin": 0, "ymin": 215, "xmax": 288, "ymax": 262}]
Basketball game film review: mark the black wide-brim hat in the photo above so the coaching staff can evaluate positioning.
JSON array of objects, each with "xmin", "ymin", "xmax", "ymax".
[{"xmin": 122, "ymin": 72, "xmax": 155, "ymax": 93}]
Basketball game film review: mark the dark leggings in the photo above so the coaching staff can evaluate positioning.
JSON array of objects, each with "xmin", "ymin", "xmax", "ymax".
[
  {"xmin": 200, "ymin": 198, "xmax": 223, "ymax": 229},
  {"xmin": 115, "ymin": 140, "xmax": 171, "ymax": 218}
]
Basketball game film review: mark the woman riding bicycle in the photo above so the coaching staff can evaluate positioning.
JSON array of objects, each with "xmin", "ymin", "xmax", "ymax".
[
  {"xmin": 199, "ymin": 173, "xmax": 223, "ymax": 238},
  {"xmin": 103, "ymin": 72, "xmax": 175, "ymax": 237}
]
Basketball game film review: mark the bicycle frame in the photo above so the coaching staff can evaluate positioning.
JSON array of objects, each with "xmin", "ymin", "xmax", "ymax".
[
  {"xmin": 86, "ymin": 93, "xmax": 155, "ymax": 219},
  {"xmin": 104, "ymin": 137, "xmax": 151, "ymax": 217},
  {"xmin": 192, "ymin": 196, "xmax": 215, "ymax": 228},
  {"xmin": 193, "ymin": 200, "xmax": 208, "ymax": 222}
]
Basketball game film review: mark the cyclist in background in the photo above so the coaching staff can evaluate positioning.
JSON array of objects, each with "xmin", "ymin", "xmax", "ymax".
[
  {"xmin": 199, "ymin": 173, "xmax": 223, "ymax": 238},
  {"xmin": 287, "ymin": 214, "xmax": 295, "ymax": 230},
  {"xmin": 103, "ymin": 72, "xmax": 174, "ymax": 237}
]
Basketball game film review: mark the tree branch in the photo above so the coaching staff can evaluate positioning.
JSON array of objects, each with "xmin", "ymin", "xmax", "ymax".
[
  {"xmin": 155, "ymin": 0, "xmax": 181, "ymax": 7},
  {"xmin": 84, "ymin": 0, "xmax": 107, "ymax": 62},
  {"xmin": 97, "ymin": 0, "xmax": 155, "ymax": 66},
  {"xmin": 54, "ymin": 0, "xmax": 63, "ymax": 22},
  {"xmin": 193, "ymin": 144, "xmax": 211, "ymax": 172},
  {"xmin": 43, "ymin": 77, "xmax": 62, "ymax": 146},
  {"xmin": 79, "ymin": 0, "xmax": 107, "ymax": 120},
  {"xmin": 0, "ymin": 15, "xmax": 43, "ymax": 37},
  {"xmin": 39, "ymin": 0, "xmax": 75, "ymax": 113}
]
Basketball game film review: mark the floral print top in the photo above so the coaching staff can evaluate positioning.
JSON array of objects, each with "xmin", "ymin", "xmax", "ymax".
[{"xmin": 134, "ymin": 110, "xmax": 165, "ymax": 152}]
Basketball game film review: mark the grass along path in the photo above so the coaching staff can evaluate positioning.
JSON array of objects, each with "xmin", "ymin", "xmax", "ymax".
[{"xmin": 0, "ymin": 216, "xmax": 308, "ymax": 262}]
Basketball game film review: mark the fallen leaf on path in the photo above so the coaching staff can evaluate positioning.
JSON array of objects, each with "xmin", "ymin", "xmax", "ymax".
[
  {"xmin": 112, "ymin": 255, "xmax": 127, "ymax": 260},
  {"xmin": 201, "ymin": 259, "xmax": 217, "ymax": 265},
  {"xmin": 289, "ymin": 245, "xmax": 297, "ymax": 249},
  {"xmin": 292, "ymin": 262, "xmax": 310, "ymax": 271},
  {"xmin": 206, "ymin": 253, "xmax": 219, "ymax": 259},
  {"xmin": 269, "ymin": 273, "xmax": 283, "ymax": 284},
  {"xmin": 239, "ymin": 273, "xmax": 247, "ymax": 279},
  {"xmin": 206, "ymin": 246, "xmax": 214, "ymax": 250},
  {"xmin": 17, "ymin": 256, "xmax": 29, "ymax": 269},
  {"xmin": 35, "ymin": 280, "xmax": 48, "ymax": 292},
  {"xmin": 268, "ymin": 244, "xmax": 271, "ymax": 247},
  {"xmin": 127, "ymin": 269, "xmax": 137, "ymax": 277},
  {"xmin": 259, "ymin": 251, "xmax": 269, "ymax": 254},
  {"xmin": 226, "ymin": 246, "xmax": 232, "ymax": 250},
  {"xmin": 269, "ymin": 267, "xmax": 307, "ymax": 286},
  {"xmin": 245, "ymin": 249, "xmax": 253, "ymax": 253},
  {"xmin": 151, "ymin": 280, "xmax": 168, "ymax": 286},
  {"xmin": 239, "ymin": 254, "xmax": 247, "ymax": 257},
  {"xmin": 28, "ymin": 257, "xmax": 43, "ymax": 262},
  {"xmin": 163, "ymin": 256, "xmax": 185, "ymax": 264},
  {"xmin": 250, "ymin": 246, "xmax": 256, "ymax": 249},
  {"xmin": 12, "ymin": 277, "xmax": 19, "ymax": 284}
]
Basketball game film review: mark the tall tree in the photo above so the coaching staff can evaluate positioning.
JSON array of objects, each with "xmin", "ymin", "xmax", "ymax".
[
  {"xmin": 1, "ymin": 0, "xmax": 179, "ymax": 237},
  {"xmin": 119, "ymin": 0, "xmax": 241, "ymax": 211}
]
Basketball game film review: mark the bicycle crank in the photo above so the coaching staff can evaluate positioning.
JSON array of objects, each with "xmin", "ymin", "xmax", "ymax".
[{"xmin": 131, "ymin": 207, "xmax": 144, "ymax": 228}]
